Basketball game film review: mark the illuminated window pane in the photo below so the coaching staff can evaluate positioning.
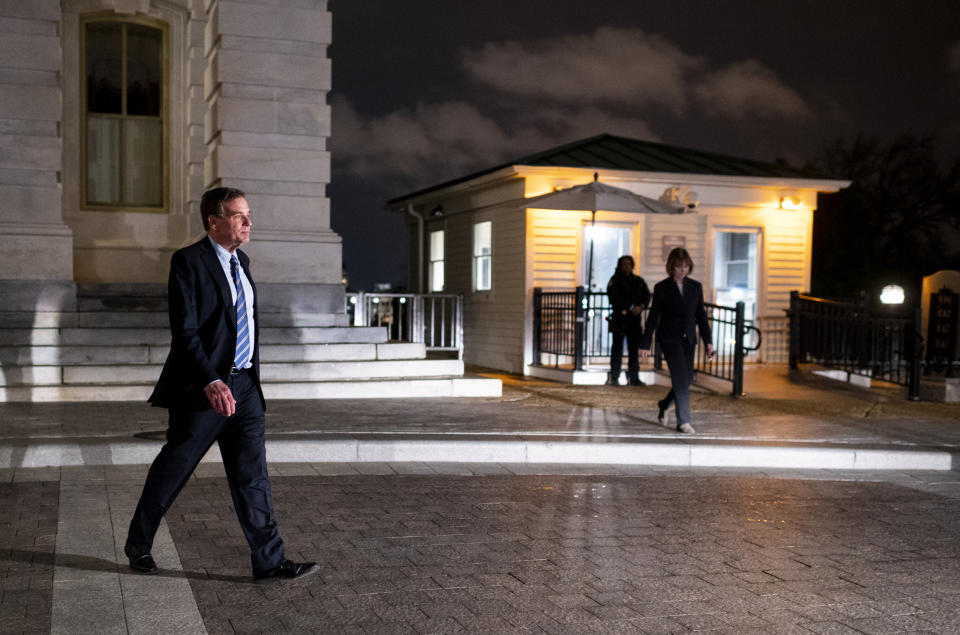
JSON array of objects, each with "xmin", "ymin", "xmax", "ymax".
[
  {"xmin": 123, "ymin": 118, "xmax": 162, "ymax": 206},
  {"xmin": 86, "ymin": 116, "xmax": 121, "ymax": 204},
  {"xmin": 473, "ymin": 221, "xmax": 491, "ymax": 291},
  {"xmin": 714, "ymin": 231, "xmax": 758, "ymax": 320},
  {"xmin": 429, "ymin": 230, "xmax": 445, "ymax": 292},
  {"xmin": 581, "ymin": 224, "xmax": 631, "ymax": 291}
]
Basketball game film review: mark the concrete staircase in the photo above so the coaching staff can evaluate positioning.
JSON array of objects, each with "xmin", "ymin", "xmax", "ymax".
[{"xmin": 0, "ymin": 284, "xmax": 501, "ymax": 402}]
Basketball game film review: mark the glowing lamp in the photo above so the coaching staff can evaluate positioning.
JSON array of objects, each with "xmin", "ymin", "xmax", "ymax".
[
  {"xmin": 879, "ymin": 285, "xmax": 905, "ymax": 304},
  {"xmin": 779, "ymin": 194, "xmax": 802, "ymax": 210}
]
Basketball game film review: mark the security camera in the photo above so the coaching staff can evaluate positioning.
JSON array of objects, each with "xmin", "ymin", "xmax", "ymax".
[{"xmin": 683, "ymin": 190, "xmax": 700, "ymax": 209}]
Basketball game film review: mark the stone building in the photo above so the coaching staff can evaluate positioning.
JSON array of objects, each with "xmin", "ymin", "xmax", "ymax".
[
  {"xmin": 0, "ymin": 1, "xmax": 500, "ymax": 401},
  {"xmin": 1, "ymin": 0, "xmax": 342, "ymax": 317}
]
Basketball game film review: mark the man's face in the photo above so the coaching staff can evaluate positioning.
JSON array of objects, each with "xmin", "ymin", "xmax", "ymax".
[
  {"xmin": 208, "ymin": 197, "xmax": 251, "ymax": 252},
  {"xmin": 618, "ymin": 258, "xmax": 634, "ymax": 275}
]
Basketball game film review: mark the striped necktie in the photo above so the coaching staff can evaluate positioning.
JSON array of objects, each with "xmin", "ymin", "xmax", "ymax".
[{"xmin": 231, "ymin": 255, "xmax": 251, "ymax": 369}]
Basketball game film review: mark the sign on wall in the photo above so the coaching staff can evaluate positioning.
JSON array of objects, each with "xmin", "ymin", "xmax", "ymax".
[{"xmin": 661, "ymin": 235, "xmax": 686, "ymax": 261}]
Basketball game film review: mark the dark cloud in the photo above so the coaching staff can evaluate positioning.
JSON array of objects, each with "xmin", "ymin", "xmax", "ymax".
[
  {"xmin": 694, "ymin": 59, "xmax": 810, "ymax": 119},
  {"xmin": 333, "ymin": 26, "xmax": 809, "ymax": 184},
  {"xmin": 463, "ymin": 27, "xmax": 701, "ymax": 114}
]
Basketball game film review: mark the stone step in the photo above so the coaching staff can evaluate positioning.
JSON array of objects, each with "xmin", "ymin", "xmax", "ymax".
[
  {"xmin": 0, "ymin": 326, "xmax": 389, "ymax": 346},
  {"xmin": 77, "ymin": 297, "xmax": 169, "ymax": 312},
  {"xmin": 0, "ymin": 312, "xmax": 80, "ymax": 328},
  {"xmin": 0, "ymin": 375, "xmax": 501, "ymax": 402},
  {"xmin": 0, "ymin": 311, "xmax": 352, "ymax": 328},
  {"xmin": 77, "ymin": 282, "xmax": 167, "ymax": 297},
  {"xmin": 0, "ymin": 341, "xmax": 425, "ymax": 369},
  {"xmin": 263, "ymin": 377, "xmax": 501, "ymax": 399},
  {"xmin": 54, "ymin": 358, "xmax": 460, "ymax": 385}
]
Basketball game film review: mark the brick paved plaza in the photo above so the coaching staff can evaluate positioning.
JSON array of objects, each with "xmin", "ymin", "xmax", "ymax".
[
  {"xmin": 3, "ymin": 366, "xmax": 960, "ymax": 633},
  {"xmin": 3, "ymin": 463, "xmax": 960, "ymax": 634}
]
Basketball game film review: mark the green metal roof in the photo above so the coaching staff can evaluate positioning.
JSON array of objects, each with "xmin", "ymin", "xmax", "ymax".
[{"xmin": 388, "ymin": 133, "xmax": 826, "ymax": 205}]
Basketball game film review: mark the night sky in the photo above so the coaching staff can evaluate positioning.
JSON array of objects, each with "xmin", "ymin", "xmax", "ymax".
[{"xmin": 327, "ymin": 0, "xmax": 960, "ymax": 290}]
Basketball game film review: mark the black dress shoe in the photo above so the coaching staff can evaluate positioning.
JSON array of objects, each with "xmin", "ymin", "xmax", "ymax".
[
  {"xmin": 629, "ymin": 378, "xmax": 645, "ymax": 386},
  {"xmin": 656, "ymin": 400, "xmax": 668, "ymax": 427},
  {"xmin": 124, "ymin": 544, "xmax": 159, "ymax": 574},
  {"xmin": 254, "ymin": 559, "xmax": 320, "ymax": 584}
]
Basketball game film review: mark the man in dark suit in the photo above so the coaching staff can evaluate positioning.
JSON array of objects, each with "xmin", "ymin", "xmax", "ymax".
[{"xmin": 124, "ymin": 187, "xmax": 318, "ymax": 583}]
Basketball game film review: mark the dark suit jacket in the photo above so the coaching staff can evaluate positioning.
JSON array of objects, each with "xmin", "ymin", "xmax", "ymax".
[
  {"xmin": 149, "ymin": 237, "xmax": 264, "ymax": 411},
  {"xmin": 639, "ymin": 277, "xmax": 712, "ymax": 349}
]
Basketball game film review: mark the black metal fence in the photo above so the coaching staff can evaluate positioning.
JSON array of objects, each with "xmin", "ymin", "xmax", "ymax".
[
  {"xmin": 532, "ymin": 287, "xmax": 756, "ymax": 396},
  {"xmin": 788, "ymin": 291, "xmax": 922, "ymax": 399},
  {"xmin": 345, "ymin": 292, "xmax": 463, "ymax": 356}
]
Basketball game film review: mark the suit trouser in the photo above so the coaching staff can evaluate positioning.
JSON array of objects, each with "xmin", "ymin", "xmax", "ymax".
[
  {"xmin": 126, "ymin": 370, "xmax": 285, "ymax": 574},
  {"xmin": 609, "ymin": 326, "xmax": 641, "ymax": 380},
  {"xmin": 659, "ymin": 337, "xmax": 696, "ymax": 425}
]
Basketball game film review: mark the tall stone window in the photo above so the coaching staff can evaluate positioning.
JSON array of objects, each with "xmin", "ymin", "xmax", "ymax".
[{"xmin": 82, "ymin": 16, "xmax": 166, "ymax": 209}]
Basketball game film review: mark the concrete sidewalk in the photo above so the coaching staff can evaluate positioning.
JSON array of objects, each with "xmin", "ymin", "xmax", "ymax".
[{"xmin": 1, "ymin": 365, "xmax": 958, "ymax": 471}]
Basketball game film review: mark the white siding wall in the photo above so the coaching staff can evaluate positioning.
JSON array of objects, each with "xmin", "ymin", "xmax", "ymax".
[
  {"xmin": 529, "ymin": 209, "xmax": 582, "ymax": 290},
  {"xmin": 460, "ymin": 206, "xmax": 527, "ymax": 372},
  {"xmin": 641, "ymin": 213, "xmax": 707, "ymax": 286},
  {"xmin": 762, "ymin": 210, "xmax": 813, "ymax": 314}
]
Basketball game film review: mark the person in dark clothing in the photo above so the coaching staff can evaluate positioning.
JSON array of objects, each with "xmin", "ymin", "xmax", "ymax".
[
  {"xmin": 606, "ymin": 255, "xmax": 651, "ymax": 386},
  {"xmin": 124, "ymin": 187, "xmax": 318, "ymax": 584},
  {"xmin": 640, "ymin": 248, "xmax": 714, "ymax": 433}
]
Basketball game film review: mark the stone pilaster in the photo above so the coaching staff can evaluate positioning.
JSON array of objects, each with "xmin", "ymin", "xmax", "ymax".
[
  {"xmin": 203, "ymin": 0, "xmax": 343, "ymax": 316},
  {"xmin": 0, "ymin": 1, "xmax": 76, "ymax": 310}
]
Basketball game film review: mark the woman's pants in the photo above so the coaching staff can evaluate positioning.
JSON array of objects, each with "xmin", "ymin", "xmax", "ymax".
[{"xmin": 659, "ymin": 337, "xmax": 696, "ymax": 424}]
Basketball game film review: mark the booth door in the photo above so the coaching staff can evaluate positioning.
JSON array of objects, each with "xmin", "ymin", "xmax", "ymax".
[{"xmin": 713, "ymin": 230, "xmax": 758, "ymax": 320}]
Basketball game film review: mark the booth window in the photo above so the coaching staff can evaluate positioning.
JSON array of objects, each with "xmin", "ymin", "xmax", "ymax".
[
  {"xmin": 83, "ymin": 18, "xmax": 166, "ymax": 209},
  {"xmin": 429, "ymin": 230, "xmax": 445, "ymax": 292},
  {"xmin": 472, "ymin": 221, "xmax": 492, "ymax": 291}
]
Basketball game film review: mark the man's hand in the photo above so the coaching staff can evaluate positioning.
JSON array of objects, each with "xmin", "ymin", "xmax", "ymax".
[
  {"xmin": 630, "ymin": 306, "xmax": 642, "ymax": 315},
  {"xmin": 640, "ymin": 348, "xmax": 650, "ymax": 360},
  {"xmin": 204, "ymin": 380, "xmax": 236, "ymax": 417},
  {"xmin": 706, "ymin": 344, "xmax": 716, "ymax": 358}
]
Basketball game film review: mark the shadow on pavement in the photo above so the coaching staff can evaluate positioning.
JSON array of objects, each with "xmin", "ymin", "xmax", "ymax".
[{"xmin": 5, "ymin": 548, "xmax": 250, "ymax": 583}]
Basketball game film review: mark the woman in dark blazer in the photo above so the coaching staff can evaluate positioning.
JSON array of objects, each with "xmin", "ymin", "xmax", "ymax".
[{"xmin": 639, "ymin": 248, "xmax": 714, "ymax": 433}]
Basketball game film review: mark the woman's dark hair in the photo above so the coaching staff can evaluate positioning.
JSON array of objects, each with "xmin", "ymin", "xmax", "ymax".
[
  {"xmin": 200, "ymin": 187, "xmax": 246, "ymax": 231},
  {"xmin": 665, "ymin": 247, "xmax": 694, "ymax": 276},
  {"xmin": 616, "ymin": 255, "xmax": 634, "ymax": 271}
]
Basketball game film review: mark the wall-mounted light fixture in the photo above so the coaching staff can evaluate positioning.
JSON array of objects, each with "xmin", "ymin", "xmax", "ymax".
[
  {"xmin": 779, "ymin": 191, "xmax": 802, "ymax": 210},
  {"xmin": 660, "ymin": 186, "xmax": 700, "ymax": 210},
  {"xmin": 430, "ymin": 205, "xmax": 444, "ymax": 217},
  {"xmin": 880, "ymin": 284, "xmax": 905, "ymax": 304}
]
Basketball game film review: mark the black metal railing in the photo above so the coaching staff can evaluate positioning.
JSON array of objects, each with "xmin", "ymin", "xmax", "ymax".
[
  {"xmin": 788, "ymin": 291, "xmax": 922, "ymax": 399},
  {"xmin": 674, "ymin": 302, "xmax": 758, "ymax": 396},
  {"xmin": 533, "ymin": 287, "xmax": 756, "ymax": 396},
  {"xmin": 345, "ymin": 292, "xmax": 463, "ymax": 356}
]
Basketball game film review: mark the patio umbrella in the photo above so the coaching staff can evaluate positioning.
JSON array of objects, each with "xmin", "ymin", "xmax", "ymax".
[{"xmin": 522, "ymin": 174, "xmax": 685, "ymax": 290}]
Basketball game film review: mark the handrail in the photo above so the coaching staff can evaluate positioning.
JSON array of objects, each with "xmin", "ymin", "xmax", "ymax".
[
  {"xmin": 345, "ymin": 292, "xmax": 463, "ymax": 356},
  {"xmin": 788, "ymin": 290, "xmax": 922, "ymax": 399}
]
